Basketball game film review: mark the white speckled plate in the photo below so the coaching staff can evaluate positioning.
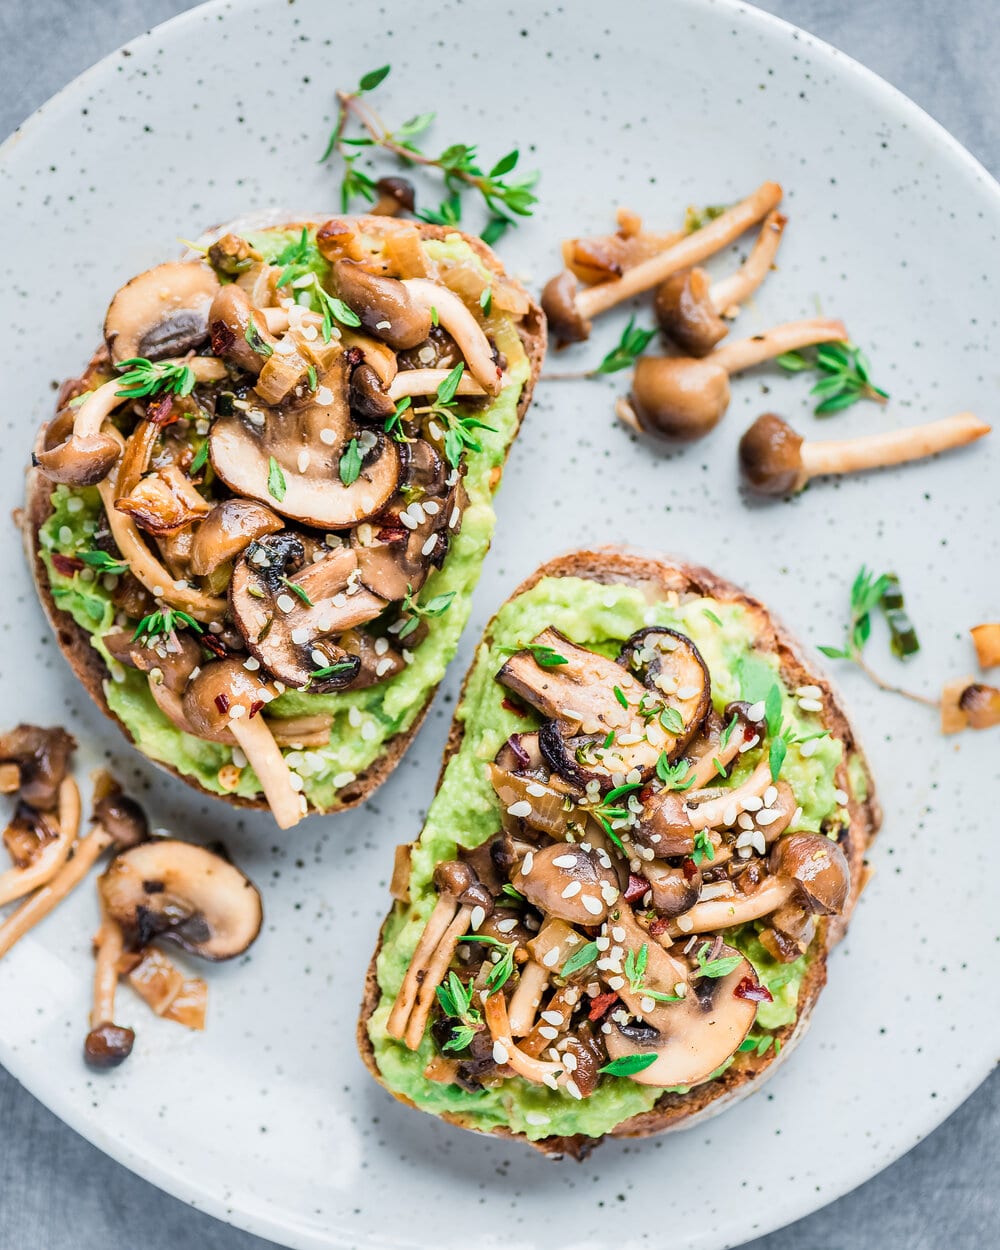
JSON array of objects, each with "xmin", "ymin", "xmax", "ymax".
[{"xmin": 1, "ymin": 1, "xmax": 998, "ymax": 1246}]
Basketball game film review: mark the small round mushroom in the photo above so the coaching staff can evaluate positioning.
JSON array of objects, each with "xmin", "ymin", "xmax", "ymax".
[
  {"xmin": 182, "ymin": 659, "xmax": 304, "ymax": 830},
  {"xmin": 654, "ymin": 210, "xmax": 788, "ymax": 355},
  {"xmin": 617, "ymin": 318, "xmax": 848, "ymax": 444},
  {"xmin": 0, "ymin": 724, "xmax": 75, "ymax": 810},
  {"xmin": 769, "ymin": 832, "xmax": 851, "ymax": 915},
  {"xmin": 332, "ymin": 260, "xmax": 433, "ymax": 350},
  {"xmin": 83, "ymin": 1023, "xmax": 136, "ymax": 1069},
  {"xmin": 541, "ymin": 182, "xmax": 783, "ymax": 344},
  {"xmin": 739, "ymin": 410, "xmax": 992, "ymax": 496},
  {"xmin": 104, "ymin": 260, "xmax": 221, "ymax": 364},
  {"xmin": 511, "ymin": 843, "xmax": 619, "ymax": 926},
  {"xmin": 371, "ymin": 176, "xmax": 416, "ymax": 217},
  {"xmin": 99, "ymin": 839, "xmax": 263, "ymax": 960},
  {"xmin": 84, "ymin": 895, "xmax": 134, "ymax": 1070}
]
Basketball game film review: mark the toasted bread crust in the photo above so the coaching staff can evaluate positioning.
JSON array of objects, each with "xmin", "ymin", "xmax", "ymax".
[
  {"xmin": 357, "ymin": 548, "xmax": 881, "ymax": 1158},
  {"xmin": 21, "ymin": 217, "xmax": 546, "ymax": 815}
]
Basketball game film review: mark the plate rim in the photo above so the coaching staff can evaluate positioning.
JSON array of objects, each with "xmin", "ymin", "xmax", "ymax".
[{"xmin": 1, "ymin": 0, "xmax": 998, "ymax": 1246}]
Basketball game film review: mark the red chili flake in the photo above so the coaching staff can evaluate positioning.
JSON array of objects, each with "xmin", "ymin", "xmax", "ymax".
[
  {"xmin": 248, "ymin": 700, "xmax": 265, "ymax": 719},
  {"xmin": 588, "ymin": 992, "xmax": 619, "ymax": 1022},
  {"xmin": 202, "ymin": 634, "xmax": 228, "ymax": 659},
  {"xmin": 501, "ymin": 697, "xmax": 529, "ymax": 718},
  {"xmin": 734, "ymin": 977, "xmax": 773, "ymax": 1003},
  {"xmin": 214, "ymin": 692, "xmax": 230, "ymax": 714},
  {"xmin": 147, "ymin": 394, "xmax": 177, "ymax": 426},
  {"xmin": 648, "ymin": 916, "xmax": 671, "ymax": 939},
  {"xmin": 376, "ymin": 526, "xmax": 408, "ymax": 544},
  {"xmin": 623, "ymin": 873, "xmax": 649, "ymax": 903},
  {"xmin": 210, "ymin": 321, "xmax": 235, "ymax": 355},
  {"xmin": 681, "ymin": 857, "xmax": 698, "ymax": 880},
  {"xmin": 344, "ymin": 345, "xmax": 364, "ymax": 368},
  {"xmin": 51, "ymin": 553, "xmax": 84, "ymax": 576}
]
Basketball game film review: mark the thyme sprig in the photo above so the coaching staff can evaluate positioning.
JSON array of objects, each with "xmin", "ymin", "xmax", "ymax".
[
  {"xmin": 321, "ymin": 65, "xmax": 538, "ymax": 239},
  {"xmin": 777, "ymin": 341, "xmax": 888, "ymax": 415},
  {"xmin": 132, "ymin": 607, "xmax": 203, "ymax": 645},
  {"xmin": 396, "ymin": 584, "xmax": 456, "ymax": 640},
  {"xmin": 435, "ymin": 971, "xmax": 483, "ymax": 1053},
  {"xmin": 115, "ymin": 357, "xmax": 195, "ymax": 400},
  {"xmin": 544, "ymin": 316, "xmax": 656, "ymax": 382},
  {"xmin": 410, "ymin": 363, "xmax": 496, "ymax": 468}
]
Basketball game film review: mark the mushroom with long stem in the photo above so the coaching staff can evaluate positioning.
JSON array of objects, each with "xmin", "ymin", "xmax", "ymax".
[
  {"xmin": 0, "ymin": 778, "xmax": 80, "ymax": 907},
  {"xmin": 84, "ymin": 898, "xmax": 135, "ymax": 1069},
  {"xmin": 541, "ymin": 182, "xmax": 784, "ymax": 344},
  {"xmin": 617, "ymin": 318, "xmax": 848, "ymax": 444},
  {"xmin": 739, "ymin": 410, "xmax": 992, "ymax": 495},
  {"xmin": 654, "ymin": 210, "xmax": 788, "ymax": 355}
]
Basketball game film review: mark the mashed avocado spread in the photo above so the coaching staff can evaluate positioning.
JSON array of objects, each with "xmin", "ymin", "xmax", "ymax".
[
  {"xmin": 370, "ymin": 577, "xmax": 850, "ymax": 1140},
  {"xmin": 37, "ymin": 232, "xmax": 528, "ymax": 810}
]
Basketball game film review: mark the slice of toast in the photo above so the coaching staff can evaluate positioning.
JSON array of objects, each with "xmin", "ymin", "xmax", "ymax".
[
  {"xmin": 21, "ymin": 217, "xmax": 546, "ymax": 815},
  {"xmin": 358, "ymin": 548, "xmax": 881, "ymax": 1157}
]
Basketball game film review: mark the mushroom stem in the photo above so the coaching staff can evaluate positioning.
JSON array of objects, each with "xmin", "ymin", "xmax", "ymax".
[
  {"xmin": 90, "ymin": 896, "xmax": 126, "ymax": 1030},
  {"xmin": 800, "ymin": 412, "xmax": 991, "ymax": 479},
  {"xmin": 0, "ymin": 825, "xmax": 114, "ymax": 961},
  {"xmin": 73, "ymin": 358, "xmax": 227, "ymax": 442},
  {"xmin": 483, "ymin": 992, "xmax": 566, "ymax": 1086},
  {"xmin": 0, "ymin": 776, "xmax": 80, "ymax": 907},
  {"xmin": 711, "ymin": 318, "xmax": 847, "ymax": 374},
  {"xmin": 403, "ymin": 904, "xmax": 473, "ymax": 1050},
  {"xmin": 387, "ymin": 369, "xmax": 491, "ymax": 402},
  {"xmin": 386, "ymin": 894, "xmax": 460, "ymax": 1040},
  {"xmin": 227, "ymin": 714, "xmax": 304, "ymax": 831},
  {"xmin": 401, "ymin": 280, "xmax": 501, "ymax": 395},
  {"xmin": 507, "ymin": 960, "xmax": 549, "ymax": 1037},
  {"xmin": 708, "ymin": 210, "xmax": 788, "ymax": 313},
  {"xmin": 685, "ymin": 759, "xmax": 773, "ymax": 830},
  {"xmin": 670, "ymin": 876, "xmax": 795, "ymax": 936},
  {"xmin": 576, "ymin": 182, "xmax": 783, "ymax": 320},
  {"xmin": 687, "ymin": 720, "xmax": 756, "ymax": 788},
  {"xmin": 0, "ymin": 764, "xmax": 19, "ymax": 794}
]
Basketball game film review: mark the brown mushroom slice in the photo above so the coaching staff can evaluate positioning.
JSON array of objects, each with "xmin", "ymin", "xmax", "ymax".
[
  {"xmin": 511, "ymin": 843, "xmax": 619, "ymax": 926},
  {"xmin": 332, "ymin": 259, "xmax": 433, "ymax": 350},
  {"xmin": 618, "ymin": 318, "xmax": 848, "ymax": 444},
  {"xmin": 104, "ymin": 261, "xmax": 221, "ymax": 364},
  {"xmin": 99, "ymin": 839, "xmax": 262, "ymax": 961},
  {"xmin": 0, "ymin": 783, "xmax": 80, "ymax": 907},
  {"xmin": 126, "ymin": 947, "xmax": 208, "ymax": 1029},
  {"xmin": 115, "ymin": 463, "xmax": 212, "ymax": 536},
  {"xmin": 739, "ymin": 411, "xmax": 992, "ymax": 495},
  {"xmin": 605, "ymin": 911, "xmax": 758, "ymax": 1087},
  {"xmin": 229, "ymin": 533, "xmax": 382, "ymax": 691},
  {"xmin": 182, "ymin": 659, "xmax": 304, "ymax": 829},
  {"xmin": 542, "ymin": 182, "xmax": 783, "ymax": 343},
  {"xmin": 84, "ymin": 897, "xmax": 134, "ymax": 1069},
  {"xmin": 210, "ymin": 358, "xmax": 402, "ymax": 530},
  {"xmin": 617, "ymin": 627, "xmax": 711, "ymax": 750},
  {"xmin": 188, "ymin": 499, "xmax": 284, "ymax": 577},
  {"xmin": 488, "ymin": 764, "xmax": 578, "ymax": 841},
  {"xmin": 208, "ymin": 283, "xmax": 278, "ymax": 374},
  {"xmin": 104, "ymin": 628, "xmax": 201, "ymax": 694},
  {"xmin": 0, "ymin": 724, "xmax": 76, "ymax": 811}
]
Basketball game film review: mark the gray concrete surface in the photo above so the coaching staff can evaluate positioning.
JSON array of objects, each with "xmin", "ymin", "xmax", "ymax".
[{"xmin": 0, "ymin": 1, "xmax": 997, "ymax": 1247}]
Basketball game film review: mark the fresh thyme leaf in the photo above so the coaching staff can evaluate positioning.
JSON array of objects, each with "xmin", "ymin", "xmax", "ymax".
[
  {"xmin": 694, "ymin": 943, "xmax": 742, "ymax": 979},
  {"xmin": 691, "ymin": 830, "xmax": 715, "ymax": 868},
  {"xmin": 339, "ymin": 437, "xmax": 362, "ymax": 486},
  {"xmin": 279, "ymin": 576, "xmax": 313, "ymax": 607},
  {"xmin": 310, "ymin": 660, "xmax": 356, "ymax": 679},
  {"xmin": 114, "ymin": 357, "xmax": 196, "ymax": 399},
  {"xmin": 595, "ymin": 316, "xmax": 656, "ymax": 375},
  {"xmin": 79, "ymin": 550, "xmax": 129, "ymax": 576},
  {"xmin": 479, "ymin": 285, "xmax": 492, "ymax": 315},
  {"xmin": 188, "ymin": 440, "xmax": 209, "ymax": 475},
  {"xmin": 777, "ymin": 340, "xmax": 889, "ymax": 415},
  {"xmin": 684, "ymin": 203, "xmax": 728, "ymax": 233},
  {"xmin": 613, "ymin": 685, "xmax": 629, "ymax": 710},
  {"xmin": 497, "ymin": 642, "xmax": 568, "ymax": 668},
  {"xmin": 656, "ymin": 753, "xmax": 695, "ymax": 790},
  {"xmin": 602, "ymin": 730, "xmax": 615, "ymax": 750},
  {"xmin": 267, "ymin": 456, "xmax": 287, "ymax": 502},
  {"xmin": 703, "ymin": 608, "xmax": 723, "ymax": 627},
  {"xmin": 561, "ymin": 940, "xmax": 599, "ymax": 976},
  {"xmin": 764, "ymin": 684, "xmax": 783, "ymax": 739},
  {"xmin": 500, "ymin": 883, "xmax": 526, "ymax": 903},
  {"xmin": 718, "ymin": 713, "xmax": 739, "ymax": 751},
  {"xmin": 311, "ymin": 280, "xmax": 362, "ymax": 342},
  {"xmin": 244, "ymin": 317, "xmax": 273, "ymax": 359},
  {"xmin": 624, "ymin": 944, "xmax": 649, "ymax": 994},
  {"xmin": 397, "ymin": 584, "xmax": 456, "ymax": 639},
  {"xmin": 660, "ymin": 706, "xmax": 685, "ymax": 735},
  {"xmin": 480, "ymin": 216, "xmax": 509, "ymax": 246},
  {"xmin": 358, "ymin": 64, "xmax": 391, "ymax": 93},
  {"xmin": 306, "ymin": 364, "xmax": 318, "ymax": 391},
  {"xmin": 769, "ymin": 735, "xmax": 787, "ymax": 782},
  {"xmin": 436, "ymin": 362, "xmax": 465, "ymax": 405},
  {"xmin": 132, "ymin": 608, "xmax": 202, "ymax": 643},
  {"xmin": 599, "ymin": 1053, "xmax": 659, "ymax": 1077},
  {"xmin": 421, "ymin": 591, "xmax": 456, "ymax": 616}
]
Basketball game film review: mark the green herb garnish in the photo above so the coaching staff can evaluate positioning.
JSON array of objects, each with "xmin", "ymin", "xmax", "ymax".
[
  {"xmin": 498, "ymin": 642, "xmax": 568, "ymax": 668},
  {"xmin": 79, "ymin": 550, "xmax": 129, "ymax": 576},
  {"xmin": 132, "ymin": 608, "xmax": 203, "ymax": 644},
  {"xmin": 339, "ymin": 437, "xmax": 362, "ymax": 486},
  {"xmin": 694, "ymin": 943, "xmax": 742, "ymax": 980},
  {"xmin": 691, "ymin": 830, "xmax": 715, "ymax": 868},
  {"xmin": 267, "ymin": 456, "xmax": 287, "ymax": 502},
  {"xmin": 560, "ymin": 940, "xmax": 599, "ymax": 977},
  {"xmin": 655, "ymin": 753, "xmax": 695, "ymax": 790},
  {"xmin": 397, "ymin": 585, "xmax": 456, "ymax": 640},
  {"xmin": 595, "ymin": 316, "xmax": 656, "ymax": 375},
  {"xmin": 114, "ymin": 357, "xmax": 195, "ymax": 399},
  {"xmin": 279, "ymin": 576, "xmax": 313, "ymax": 607},
  {"xmin": 777, "ymin": 341, "xmax": 888, "ymax": 415},
  {"xmin": 599, "ymin": 1053, "xmax": 659, "ymax": 1077}
]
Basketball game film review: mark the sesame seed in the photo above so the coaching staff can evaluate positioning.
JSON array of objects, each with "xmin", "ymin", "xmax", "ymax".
[
  {"xmin": 291, "ymin": 627, "xmax": 310, "ymax": 645},
  {"xmin": 742, "ymin": 794, "xmax": 763, "ymax": 811},
  {"xmin": 277, "ymin": 594, "xmax": 295, "ymax": 613},
  {"xmin": 526, "ymin": 782, "xmax": 546, "ymax": 798},
  {"xmin": 835, "ymin": 788, "xmax": 850, "ymax": 806},
  {"xmin": 796, "ymin": 684, "xmax": 822, "ymax": 698},
  {"xmin": 231, "ymin": 747, "xmax": 247, "ymax": 768},
  {"xmin": 449, "ymin": 506, "xmax": 461, "ymax": 529},
  {"xmin": 552, "ymin": 854, "xmax": 577, "ymax": 868},
  {"xmin": 607, "ymin": 975, "xmax": 625, "ymax": 991},
  {"xmin": 676, "ymin": 685, "xmax": 701, "ymax": 700},
  {"xmin": 582, "ymin": 895, "xmax": 603, "ymax": 915},
  {"xmin": 521, "ymin": 851, "xmax": 533, "ymax": 875},
  {"xmin": 561, "ymin": 881, "xmax": 582, "ymax": 899},
  {"xmin": 496, "ymin": 917, "xmax": 518, "ymax": 934},
  {"xmin": 563, "ymin": 1051, "xmax": 578, "ymax": 1072},
  {"xmin": 596, "ymin": 935, "xmax": 610, "ymax": 952},
  {"xmin": 798, "ymin": 697, "xmax": 824, "ymax": 713},
  {"xmin": 764, "ymin": 785, "xmax": 778, "ymax": 807},
  {"xmin": 800, "ymin": 739, "xmax": 820, "ymax": 758},
  {"xmin": 492, "ymin": 1040, "xmax": 509, "ymax": 1064},
  {"xmin": 315, "ymin": 386, "xmax": 334, "ymax": 405},
  {"xmin": 756, "ymin": 807, "xmax": 781, "ymax": 826},
  {"xmin": 399, "ymin": 512, "xmax": 417, "ymax": 531},
  {"xmin": 470, "ymin": 905, "xmax": 486, "ymax": 931},
  {"xmin": 319, "ymin": 427, "xmax": 337, "ymax": 445},
  {"xmin": 348, "ymin": 707, "xmax": 362, "ymax": 727},
  {"xmin": 676, "ymin": 915, "xmax": 694, "ymax": 932},
  {"xmin": 375, "ymin": 320, "xmax": 392, "ymax": 331},
  {"xmin": 333, "ymin": 771, "xmax": 356, "ymax": 788},
  {"xmin": 541, "ymin": 947, "xmax": 560, "ymax": 968},
  {"xmin": 375, "ymin": 657, "xmax": 394, "ymax": 677},
  {"xmin": 229, "ymin": 705, "xmax": 246, "ymax": 719},
  {"xmin": 362, "ymin": 721, "xmax": 376, "ymax": 741},
  {"xmin": 310, "ymin": 648, "xmax": 327, "ymax": 666},
  {"xmin": 739, "ymin": 734, "xmax": 760, "ymax": 753},
  {"xmin": 792, "ymin": 806, "xmax": 803, "ymax": 825},
  {"xmin": 640, "ymin": 996, "xmax": 655, "ymax": 1013},
  {"xmin": 374, "ymin": 637, "xmax": 389, "ymax": 656},
  {"xmin": 723, "ymin": 804, "xmax": 738, "ymax": 827},
  {"xmin": 421, "ymin": 535, "xmax": 437, "ymax": 556},
  {"xmin": 507, "ymin": 800, "xmax": 532, "ymax": 818},
  {"xmin": 288, "ymin": 773, "xmax": 305, "ymax": 792},
  {"xmin": 565, "ymin": 1079, "xmax": 583, "ymax": 1101},
  {"xmin": 751, "ymin": 830, "xmax": 767, "ymax": 855},
  {"xmin": 747, "ymin": 700, "xmax": 766, "ymax": 721},
  {"xmin": 297, "ymin": 450, "xmax": 311, "ymax": 473},
  {"xmin": 525, "ymin": 1111, "xmax": 550, "ymax": 1127},
  {"xmin": 423, "ymin": 501, "xmax": 440, "ymax": 516},
  {"xmin": 736, "ymin": 830, "xmax": 754, "ymax": 850},
  {"xmin": 538, "ymin": 1025, "xmax": 559, "ymax": 1041},
  {"xmin": 542, "ymin": 1073, "xmax": 559, "ymax": 1090}
]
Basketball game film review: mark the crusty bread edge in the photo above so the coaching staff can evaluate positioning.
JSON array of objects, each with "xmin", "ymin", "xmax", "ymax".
[
  {"xmin": 20, "ymin": 217, "xmax": 547, "ymax": 816},
  {"xmin": 356, "ymin": 546, "xmax": 881, "ymax": 1159}
]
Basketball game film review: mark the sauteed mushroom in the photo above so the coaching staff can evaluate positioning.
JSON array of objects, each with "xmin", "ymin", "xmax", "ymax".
[
  {"xmin": 0, "ymin": 724, "xmax": 75, "ymax": 810},
  {"xmin": 189, "ymin": 499, "xmax": 285, "ymax": 576},
  {"xmin": 512, "ymin": 842, "xmax": 619, "ymax": 925},
  {"xmin": 0, "ymin": 779, "xmax": 80, "ymax": 907},
  {"xmin": 104, "ymin": 261, "xmax": 221, "ymax": 364}
]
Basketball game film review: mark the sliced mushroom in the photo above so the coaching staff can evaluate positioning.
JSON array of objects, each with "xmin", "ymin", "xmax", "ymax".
[
  {"xmin": 182, "ymin": 659, "xmax": 305, "ymax": 829},
  {"xmin": 115, "ymin": 463, "xmax": 212, "ymax": 535},
  {"xmin": 541, "ymin": 182, "xmax": 783, "ymax": 343},
  {"xmin": 739, "ymin": 411, "xmax": 992, "ymax": 495},
  {"xmin": 189, "ymin": 499, "xmax": 285, "ymax": 576},
  {"xmin": 488, "ymin": 762, "xmax": 580, "ymax": 841},
  {"xmin": 99, "ymin": 839, "xmax": 262, "ymax": 960},
  {"xmin": 617, "ymin": 627, "xmax": 710, "ymax": 748},
  {"xmin": 617, "ymin": 319, "xmax": 848, "ymax": 443},
  {"xmin": 511, "ymin": 843, "xmax": 619, "ymax": 926},
  {"xmin": 0, "ymin": 724, "xmax": 75, "ymax": 810},
  {"xmin": 104, "ymin": 261, "xmax": 220, "ymax": 364},
  {"xmin": 0, "ymin": 778, "xmax": 80, "ymax": 907},
  {"xmin": 229, "ymin": 532, "xmax": 387, "ymax": 691},
  {"xmin": 209, "ymin": 354, "xmax": 403, "ymax": 529},
  {"xmin": 208, "ymin": 283, "xmax": 278, "ymax": 374},
  {"xmin": 654, "ymin": 210, "xmax": 787, "ymax": 355}
]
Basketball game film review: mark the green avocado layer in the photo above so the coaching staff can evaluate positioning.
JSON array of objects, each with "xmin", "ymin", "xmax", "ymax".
[
  {"xmin": 369, "ymin": 576, "xmax": 849, "ymax": 1141},
  {"xmin": 37, "ymin": 233, "xmax": 528, "ymax": 811}
]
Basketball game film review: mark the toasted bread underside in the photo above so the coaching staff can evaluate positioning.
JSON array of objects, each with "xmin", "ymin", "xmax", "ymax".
[
  {"xmin": 358, "ymin": 548, "xmax": 881, "ymax": 1158},
  {"xmin": 21, "ymin": 217, "xmax": 546, "ymax": 815}
]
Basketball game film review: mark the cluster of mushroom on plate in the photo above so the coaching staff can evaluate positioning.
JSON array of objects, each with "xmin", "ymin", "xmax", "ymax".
[
  {"xmin": 32, "ymin": 216, "xmax": 525, "ymax": 828},
  {"xmin": 542, "ymin": 181, "xmax": 990, "ymax": 492},
  {"xmin": 387, "ymin": 626, "xmax": 850, "ymax": 1095},
  {"xmin": 0, "ymin": 725, "xmax": 262, "ymax": 1068}
]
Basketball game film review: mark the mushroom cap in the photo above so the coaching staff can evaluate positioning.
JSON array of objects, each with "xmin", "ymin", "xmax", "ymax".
[
  {"xmin": 654, "ymin": 268, "xmax": 728, "ymax": 357},
  {"xmin": 958, "ymin": 683, "xmax": 1000, "ymax": 730},
  {"xmin": 92, "ymin": 785, "xmax": 150, "ymax": 849},
  {"xmin": 433, "ymin": 859, "xmax": 493, "ymax": 913},
  {"xmin": 644, "ymin": 861, "xmax": 701, "ymax": 916},
  {"xmin": 632, "ymin": 791, "xmax": 695, "ymax": 857},
  {"xmin": 333, "ymin": 259, "xmax": 432, "ymax": 350},
  {"xmin": 0, "ymin": 724, "xmax": 75, "ymax": 811},
  {"xmin": 99, "ymin": 838, "xmax": 263, "ymax": 961},
  {"xmin": 540, "ymin": 270, "xmax": 591, "ymax": 344},
  {"xmin": 738, "ymin": 412, "xmax": 806, "ymax": 495},
  {"xmin": 182, "ymin": 658, "xmax": 279, "ymax": 741},
  {"xmin": 189, "ymin": 498, "xmax": 284, "ymax": 577},
  {"xmin": 350, "ymin": 363, "xmax": 396, "ymax": 421},
  {"xmin": 511, "ymin": 843, "xmax": 618, "ymax": 926},
  {"xmin": 104, "ymin": 261, "xmax": 220, "ymax": 365},
  {"xmin": 103, "ymin": 628, "xmax": 201, "ymax": 694},
  {"xmin": 373, "ymin": 176, "xmax": 416, "ymax": 215},
  {"xmin": 33, "ymin": 432, "xmax": 122, "ymax": 486},
  {"xmin": 630, "ymin": 355, "xmax": 731, "ymax": 443},
  {"xmin": 84, "ymin": 1023, "xmax": 136, "ymax": 1069},
  {"xmin": 617, "ymin": 626, "xmax": 711, "ymax": 753},
  {"xmin": 208, "ymin": 283, "xmax": 276, "ymax": 374},
  {"xmin": 770, "ymin": 832, "xmax": 850, "ymax": 914}
]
